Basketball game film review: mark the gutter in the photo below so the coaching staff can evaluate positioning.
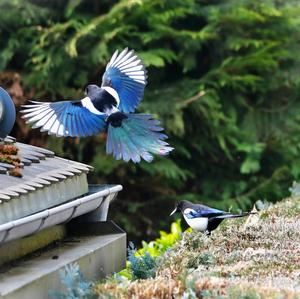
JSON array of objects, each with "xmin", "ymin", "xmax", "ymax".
[{"xmin": 0, "ymin": 184, "xmax": 122, "ymax": 244}]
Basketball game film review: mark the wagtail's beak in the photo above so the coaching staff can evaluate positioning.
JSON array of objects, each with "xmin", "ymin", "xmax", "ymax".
[{"xmin": 170, "ymin": 207, "xmax": 177, "ymax": 216}]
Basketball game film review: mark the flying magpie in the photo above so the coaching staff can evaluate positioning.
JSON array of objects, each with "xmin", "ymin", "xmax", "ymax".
[
  {"xmin": 0, "ymin": 87, "xmax": 16, "ymax": 140},
  {"xmin": 170, "ymin": 200, "xmax": 254, "ymax": 234},
  {"xmin": 21, "ymin": 48, "xmax": 173, "ymax": 163}
]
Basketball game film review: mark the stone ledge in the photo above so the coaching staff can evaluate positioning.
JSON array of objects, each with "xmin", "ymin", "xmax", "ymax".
[{"xmin": 0, "ymin": 221, "xmax": 126, "ymax": 299}]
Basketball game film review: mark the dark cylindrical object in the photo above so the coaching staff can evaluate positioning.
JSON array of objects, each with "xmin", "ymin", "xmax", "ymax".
[{"xmin": 0, "ymin": 87, "xmax": 16, "ymax": 139}]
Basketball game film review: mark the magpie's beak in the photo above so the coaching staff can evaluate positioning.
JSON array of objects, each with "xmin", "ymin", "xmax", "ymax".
[{"xmin": 170, "ymin": 207, "xmax": 178, "ymax": 216}]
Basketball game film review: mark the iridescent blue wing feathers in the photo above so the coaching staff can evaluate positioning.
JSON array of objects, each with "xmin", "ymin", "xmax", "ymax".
[
  {"xmin": 21, "ymin": 100, "xmax": 106, "ymax": 137},
  {"xmin": 186, "ymin": 205, "xmax": 228, "ymax": 218},
  {"xmin": 106, "ymin": 114, "xmax": 173, "ymax": 163},
  {"xmin": 101, "ymin": 48, "xmax": 147, "ymax": 113},
  {"xmin": 188, "ymin": 204, "xmax": 250, "ymax": 219}
]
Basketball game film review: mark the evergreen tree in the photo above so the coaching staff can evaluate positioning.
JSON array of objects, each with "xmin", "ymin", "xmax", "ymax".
[{"xmin": 1, "ymin": 0, "xmax": 300, "ymax": 240}]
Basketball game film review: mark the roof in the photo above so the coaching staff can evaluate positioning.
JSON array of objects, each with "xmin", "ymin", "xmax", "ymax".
[
  {"xmin": 0, "ymin": 184, "xmax": 123, "ymax": 244},
  {"xmin": 0, "ymin": 137, "xmax": 92, "ymax": 224}
]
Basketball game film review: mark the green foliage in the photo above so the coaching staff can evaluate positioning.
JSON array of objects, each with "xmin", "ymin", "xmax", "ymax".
[
  {"xmin": 50, "ymin": 263, "xmax": 93, "ymax": 299},
  {"xmin": 2, "ymin": 0, "xmax": 300, "ymax": 240},
  {"xmin": 118, "ymin": 220, "xmax": 183, "ymax": 280},
  {"xmin": 182, "ymin": 278, "xmax": 198, "ymax": 299},
  {"xmin": 127, "ymin": 242, "xmax": 157, "ymax": 280},
  {"xmin": 137, "ymin": 219, "xmax": 183, "ymax": 257},
  {"xmin": 289, "ymin": 181, "xmax": 300, "ymax": 197},
  {"xmin": 186, "ymin": 251, "xmax": 215, "ymax": 269}
]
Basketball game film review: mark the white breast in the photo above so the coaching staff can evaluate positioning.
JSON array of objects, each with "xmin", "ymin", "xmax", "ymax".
[{"xmin": 183, "ymin": 212, "xmax": 208, "ymax": 232}]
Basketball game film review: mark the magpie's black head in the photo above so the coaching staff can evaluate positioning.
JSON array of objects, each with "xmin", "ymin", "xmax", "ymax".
[
  {"xmin": 170, "ymin": 200, "xmax": 191, "ymax": 216},
  {"xmin": 85, "ymin": 84, "xmax": 100, "ymax": 96}
]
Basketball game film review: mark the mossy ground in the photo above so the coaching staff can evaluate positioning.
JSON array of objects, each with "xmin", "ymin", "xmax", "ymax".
[{"xmin": 95, "ymin": 197, "xmax": 300, "ymax": 298}]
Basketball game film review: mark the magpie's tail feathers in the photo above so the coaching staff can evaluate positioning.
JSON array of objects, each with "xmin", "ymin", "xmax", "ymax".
[
  {"xmin": 106, "ymin": 113, "xmax": 173, "ymax": 163},
  {"xmin": 215, "ymin": 212, "xmax": 257, "ymax": 219}
]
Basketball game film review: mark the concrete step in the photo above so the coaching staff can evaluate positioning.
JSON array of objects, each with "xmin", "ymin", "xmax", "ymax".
[{"xmin": 0, "ymin": 221, "xmax": 126, "ymax": 299}]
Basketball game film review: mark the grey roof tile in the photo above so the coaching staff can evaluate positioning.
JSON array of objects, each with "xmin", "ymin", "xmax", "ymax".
[
  {"xmin": 0, "ymin": 163, "xmax": 14, "ymax": 170},
  {"xmin": 0, "ymin": 167, "xmax": 7, "ymax": 174},
  {"xmin": 0, "ymin": 138, "xmax": 91, "ymax": 224}
]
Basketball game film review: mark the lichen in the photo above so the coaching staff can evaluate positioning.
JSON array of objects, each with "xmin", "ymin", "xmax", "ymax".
[{"xmin": 0, "ymin": 144, "xmax": 22, "ymax": 177}]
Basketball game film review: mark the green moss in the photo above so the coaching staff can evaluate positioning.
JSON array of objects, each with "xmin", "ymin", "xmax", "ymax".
[
  {"xmin": 228, "ymin": 287, "xmax": 261, "ymax": 299},
  {"xmin": 186, "ymin": 252, "xmax": 215, "ymax": 269},
  {"xmin": 95, "ymin": 196, "xmax": 300, "ymax": 298}
]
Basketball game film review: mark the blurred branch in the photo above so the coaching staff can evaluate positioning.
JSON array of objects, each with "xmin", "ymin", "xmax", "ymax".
[
  {"xmin": 179, "ymin": 90, "xmax": 206, "ymax": 108},
  {"xmin": 259, "ymin": 100, "xmax": 295, "ymax": 113},
  {"xmin": 231, "ymin": 166, "xmax": 288, "ymax": 203}
]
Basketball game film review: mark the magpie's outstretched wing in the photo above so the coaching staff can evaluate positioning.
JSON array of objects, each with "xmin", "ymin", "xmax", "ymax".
[
  {"xmin": 101, "ymin": 48, "xmax": 147, "ymax": 113},
  {"xmin": 21, "ymin": 100, "xmax": 106, "ymax": 137}
]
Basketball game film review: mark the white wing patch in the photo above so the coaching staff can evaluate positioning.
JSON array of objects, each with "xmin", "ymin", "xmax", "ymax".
[
  {"xmin": 106, "ymin": 48, "xmax": 147, "ymax": 85},
  {"xmin": 21, "ymin": 98, "xmax": 103, "ymax": 136},
  {"xmin": 21, "ymin": 98, "xmax": 106, "ymax": 137},
  {"xmin": 81, "ymin": 97, "xmax": 102, "ymax": 115},
  {"xmin": 21, "ymin": 101, "xmax": 65, "ymax": 136}
]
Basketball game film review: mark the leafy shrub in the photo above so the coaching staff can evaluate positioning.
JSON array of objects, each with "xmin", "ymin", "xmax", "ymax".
[
  {"xmin": 187, "ymin": 251, "xmax": 215, "ymax": 269},
  {"xmin": 50, "ymin": 263, "xmax": 93, "ymax": 299},
  {"xmin": 118, "ymin": 220, "xmax": 184, "ymax": 280},
  {"xmin": 289, "ymin": 181, "xmax": 300, "ymax": 197},
  {"xmin": 182, "ymin": 278, "xmax": 198, "ymax": 299},
  {"xmin": 127, "ymin": 242, "xmax": 157, "ymax": 280},
  {"xmin": 137, "ymin": 219, "xmax": 183, "ymax": 257}
]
